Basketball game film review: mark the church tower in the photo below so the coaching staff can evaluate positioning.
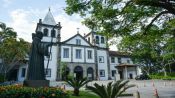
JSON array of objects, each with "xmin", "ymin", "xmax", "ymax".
[{"xmin": 35, "ymin": 9, "xmax": 61, "ymax": 81}]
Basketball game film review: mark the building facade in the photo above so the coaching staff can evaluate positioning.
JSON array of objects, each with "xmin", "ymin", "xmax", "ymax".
[{"xmin": 17, "ymin": 10, "xmax": 141, "ymax": 81}]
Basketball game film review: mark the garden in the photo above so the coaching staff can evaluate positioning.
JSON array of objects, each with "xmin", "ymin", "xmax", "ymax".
[{"xmin": 0, "ymin": 78, "xmax": 134, "ymax": 98}]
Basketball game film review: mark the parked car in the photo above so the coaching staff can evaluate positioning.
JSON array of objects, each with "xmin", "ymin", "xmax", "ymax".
[{"xmin": 135, "ymin": 74, "xmax": 150, "ymax": 80}]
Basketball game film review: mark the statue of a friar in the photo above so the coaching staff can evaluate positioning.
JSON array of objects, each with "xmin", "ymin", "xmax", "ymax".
[{"xmin": 24, "ymin": 31, "xmax": 52, "ymax": 87}]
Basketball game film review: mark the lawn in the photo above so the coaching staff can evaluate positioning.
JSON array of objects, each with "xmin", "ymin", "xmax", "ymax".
[{"xmin": 69, "ymin": 91, "xmax": 99, "ymax": 98}]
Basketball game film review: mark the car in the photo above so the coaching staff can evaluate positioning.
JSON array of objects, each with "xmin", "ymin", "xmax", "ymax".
[{"xmin": 135, "ymin": 74, "xmax": 150, "ymax": 80}]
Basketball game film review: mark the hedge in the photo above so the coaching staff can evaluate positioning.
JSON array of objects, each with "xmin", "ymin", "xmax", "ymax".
[{"xmin": 0, "ymin": 85, "xmax": 69, "ymax": 98}]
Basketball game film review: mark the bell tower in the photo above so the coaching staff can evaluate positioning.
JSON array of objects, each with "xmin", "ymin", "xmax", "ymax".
[{"xmin": 35, "ymin": 9, "xmax": 62, "ymax": 81}]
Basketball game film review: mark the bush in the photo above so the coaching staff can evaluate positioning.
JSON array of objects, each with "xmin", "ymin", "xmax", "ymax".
[
  {"xmin": 0, "ymin": 74, "xmax": 5, "ymax": 83},
  {"xmin": 0, "ymin": 85, "xmax": 69, "ymax": 98},
  {"xmin": 149, "ymin": 74, "xmax": 175, "ymax": 80}
]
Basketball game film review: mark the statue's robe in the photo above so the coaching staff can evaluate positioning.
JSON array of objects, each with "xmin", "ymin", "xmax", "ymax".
[{"xmin": 26, "ymin": 37, "xmax": 50, "ymax": 80}]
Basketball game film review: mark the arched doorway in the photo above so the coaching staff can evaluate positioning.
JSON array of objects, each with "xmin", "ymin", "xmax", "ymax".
[
  {"xmin": 87, "ymin": 67, "xmax": 94, "ymax": 80},
  {"xmin": 74, "ymin": 66, "xmax": 83, "ymax": 80}
]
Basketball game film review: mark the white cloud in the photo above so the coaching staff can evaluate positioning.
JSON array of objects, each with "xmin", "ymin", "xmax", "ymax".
[
  {"xmin": 8, "ymin": 8, "xmax": 90, "ymax": 42},
  {"xmin": 9, "ymin": 9, "xmax": 38, "ymax": 42},
  {"xmin": 8, "ymin": 7, "xmax": 117, "ymax": 50},
  {"xmin": 54, "ymin": 14, "xmax": 90, "ymax": 41}
]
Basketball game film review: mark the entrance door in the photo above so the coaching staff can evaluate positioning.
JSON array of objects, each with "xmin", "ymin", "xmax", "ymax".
[
  {"xmin": 119, "ymin": 71, "xmax": 123, "ymax": 79},
  {"xmin": 129, "ymin": 73, "xmax": 133, "ymax": 79},
  {"xmin": 74, "ymin": 66, "xmax": 83, "ymax": 80},
  {"xmin": 87, "ymin": 67, "xmax": 94, "ymax": 80}
]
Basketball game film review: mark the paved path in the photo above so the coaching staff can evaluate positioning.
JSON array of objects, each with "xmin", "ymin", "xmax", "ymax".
[{"xmin": 50, "ymin": 80, "xmax": 175, "ymax": 98}]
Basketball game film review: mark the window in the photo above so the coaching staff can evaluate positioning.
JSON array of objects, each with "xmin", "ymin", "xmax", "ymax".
[
  {"xmin": 100, "ymin": 70, "xmax": 105, "ymax": 77},
  {"xmin": 127, "ymin": 59, "xmax": 130, "ymax": 64},
  {"xmin": 43, "ymin": 28, "xmax": 48, "ymax": 36},
  {"xmin": 96, "ymin": 36, "xmax": 99, "ymax": 44},
  {"xmin": 76, "ymin": 49, "xmax": 82, "ymax": 59},
  {"xmin": 112, "ymin": 70, "xmax": 116, "ymax": 77},
  {"xmin": 63, "ymin": 48, "xmax": 69, "ymax": 58},
  {"xmin": 111, "ymin": 57, "xmax": 115, "ymax": 63},
  {"xmin": 99, "ymin": 56, "xmax": 104, "ymax": 63},
  {"xmin": 45, "ymin": 52, "xmax": 52, "ymax": 60},
  {"xmin": 45, "ymin": 68, "xmax": 51, "ymax": 77},
  {"xmin": 118, "ymin": 58, "xmax": 121, "ymax": 63},
  {"xmin": 87, "ymin": 50, "xmax": 92, "ymax": 59},
  {"xmin": 51, "ymin": 29, "xmax": 56, "ymax": 37},
  {"xmin": 101, "ymin": 37, "xmax": 104, "ymax": 43},
  {"xmin": 21, "ymin": 68, "xmax": 26, "ymax": 77},
  {"xmin": 76, "ymin": 39, "xmax": 81, "ymax": 45}
]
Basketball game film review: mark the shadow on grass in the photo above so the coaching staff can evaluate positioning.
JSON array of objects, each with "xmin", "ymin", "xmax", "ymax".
[{"xmin": 69, "ymin": 91, "xmax": 99, "ymax": 98}]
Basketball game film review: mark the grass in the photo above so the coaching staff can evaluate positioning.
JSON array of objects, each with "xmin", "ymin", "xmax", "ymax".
[{"xmin": 69, "ymin": 91, "xmax": 99, "ymax": 98}]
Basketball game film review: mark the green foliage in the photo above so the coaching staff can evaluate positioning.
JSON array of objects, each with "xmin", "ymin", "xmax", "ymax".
[
  {"xmin": 0, "ymin": 22, "xmax": 30, "ymax": 76},
  {"xmin": 0, "ymin": 74, "xmax": 5, "ymax": 83},
  {"xmin": 60, "ymin": 62, "xmax": 69, "ymax": 80},
  {"xmin": 150, "ymin": 72, "xmax": 175, "ymax": 80},
  {"xmin": 0, "ymin": 22, "xmax": 17, "ymax": 42},
  {"xmin": 66, "ymin": 77, "xmax": 91, "ymax": 96},
  {"xmin": 65, "ymin": 0, "xmax": 175, "ymax": 74},
  {"xmin": 86, "ymin": 80, "xmax": 135, "ymax": 98},
  {"xmin": 0, "ymin": 85, "xmax": 69, "ymax": 98}
]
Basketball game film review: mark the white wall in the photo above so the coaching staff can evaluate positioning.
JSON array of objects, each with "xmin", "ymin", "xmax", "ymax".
[
  {"xmin": 94, "ymin": 35, "xmax": 106, "ymax": 48},
  {"xmin": 40, "ymin": 26, "xmax": 60, "ymax": 42},
  {"xmin": 18, "ymin": 64, "xmax": 27, "ymax": 81},
  {"xmin": 97, "ymin": 50, "xmax": 108, "ymax": 80},
  {"xmin": 66, "ymin": 35, "xmax": 90, "ymax": 46},
  {"xmin": 85, "ymin": 34, "xmax": 93, "ymax": 44},
  {"xmin": 44, "ymin": 45, "xmax": 58, "ymax": 81},
  {"xmin": 85, "ymin": 48, "xmax": 95, "ymax": 63},
  {"xmin": 109, "ymin": 56, "xmax": 135, "ymax": 79},
  {"xmin": 72, "ymin": 47, "xmax": 85, "ymax": 62},
  {"xmin": 61, "ymin": 45, "xmax": 72, "ymax": 62}
]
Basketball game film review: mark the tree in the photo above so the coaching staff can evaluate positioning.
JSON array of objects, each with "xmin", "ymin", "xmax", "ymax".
[
  {"xmin": 0, "ymin": 38, "xmax": 30, "ymax": 79},
  {"xmin": 65, "ymin": 77, "xmax": 91, "ymax": 96},
  {"xmin": 0, "ymin": 22, "xmax": 30, "ymax": 80},
  {"xmin": 65, "ymin": 0, "xmax": 175, "ymax": 75},
  {"xmin": 119, "ymin": 24, "xmax": 175, "ymax": 76},
  {"xmin": 86, "ymin": 80, "xmax": 135, "ymax": 98},
  {"xmin": 0, "ymin": 22, "xmax": 16, "ymax": 42},
  {"xmin": 65, "ymin": 0, "xmax": 175, "ymax": 36}
]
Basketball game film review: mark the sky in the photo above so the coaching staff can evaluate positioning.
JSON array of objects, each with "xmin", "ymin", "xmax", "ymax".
[{"xmin": 0, "ymin": 0, "xmax": 117, "ymax": 50}]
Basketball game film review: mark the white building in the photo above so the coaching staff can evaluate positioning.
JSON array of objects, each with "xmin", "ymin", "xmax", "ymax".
[{"xmin": 17, "ymin": 9, "xmax": 141, "ymax": 81}]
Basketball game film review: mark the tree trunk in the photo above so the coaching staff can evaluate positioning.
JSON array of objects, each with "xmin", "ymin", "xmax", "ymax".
[
  {"xmin": 163, "ymin": 68, "xmax": 167, "ymax": 77},
  {"xmin": 74, "ymin": 88, "xmax": 79, "ymax": 96}
]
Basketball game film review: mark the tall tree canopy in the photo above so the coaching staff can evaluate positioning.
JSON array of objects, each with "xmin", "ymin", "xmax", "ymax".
[
  {"xmin": 65, "ymin": 0, "xmax": 175, "ymax": 36},
  {"xmin": 65, "ymin": 0, "xmax": 175, "ymax": 74},
  {"xmin": 0, "ymin": 22, "xmax": 17, "ymax": 42},
  {"xmin": 0, "ymin": 22, "xmax": 30, "ymax": 75}
]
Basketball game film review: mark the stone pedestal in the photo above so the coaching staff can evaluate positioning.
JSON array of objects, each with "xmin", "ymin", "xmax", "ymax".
[{"xmin": 23, "ymin": 80, "xmax": 49, "ymax": 87}]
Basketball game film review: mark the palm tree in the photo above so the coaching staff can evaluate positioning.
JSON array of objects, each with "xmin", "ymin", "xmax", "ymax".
[
  {"xmin": 0, "ymin": 22, "xmax": 17, "ymax": 42},
  {"xmin": 86, "ymin": 80, "xmax": 135, "ymax": 98},
  {"xmin": 65, "ymin": 77, "xmax": 91, "ymax": 96}
]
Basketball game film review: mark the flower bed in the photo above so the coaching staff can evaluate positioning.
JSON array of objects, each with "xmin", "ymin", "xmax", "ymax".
[{"xmin": 0, "ymin": 85, "xmax": 69, "ymax": 98}]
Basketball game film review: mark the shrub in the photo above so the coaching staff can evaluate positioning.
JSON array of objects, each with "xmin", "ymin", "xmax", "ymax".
[
  {"xmin": 65, "ymin": 77, "xmax": 91, "ymax": 96},
  {"xmin": 0, "ymin": 74, "xmax": 5, "ymax": 83},
  {"xmin": 86, "ymin": 80, "xmax": 135, "ymax": 98},
  {"xmin": 0, "ymin": 85, "xmax": 69, "ymax": 98}
]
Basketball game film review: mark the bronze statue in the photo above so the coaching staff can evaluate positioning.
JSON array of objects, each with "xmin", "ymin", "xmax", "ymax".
[{"xmin": 26, "ymin": 31, "xmax": 52, "ymax": 80}]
